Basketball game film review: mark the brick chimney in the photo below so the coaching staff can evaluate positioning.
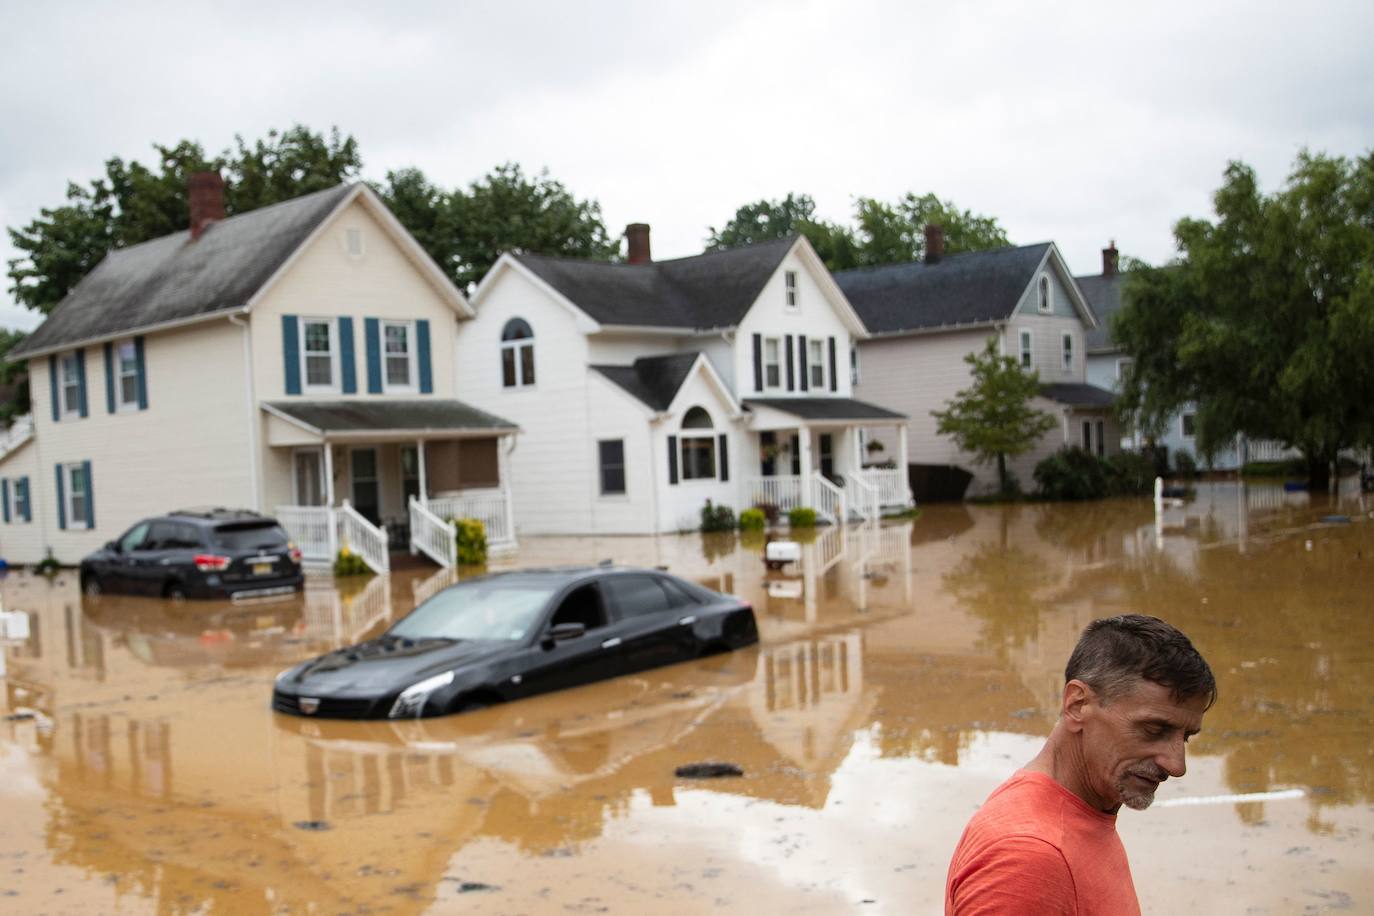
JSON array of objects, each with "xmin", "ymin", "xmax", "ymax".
[
  {"xmin": 1102, "ymin": 240, "xmax": 1119, "ymax": 277},
  {"xmin": 626, "ymin": 223, "xmax": 651, "ymax": 264},
  {"xmin": 188, "ymin": 171, "xmax": 226, "ymax": 241},
  {"xmin": 924, "ymin": 223, "xmax": 945, "ymax": 265}
]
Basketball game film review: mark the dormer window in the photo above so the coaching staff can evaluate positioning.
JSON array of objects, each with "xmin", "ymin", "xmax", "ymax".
[
  {"xmin": 1038, "ymin": 275, "xmax": 1052, "ymax": 314},
  {"xmin": 785, "ymin": 271, "xmax": 798, "ymax": 310}
]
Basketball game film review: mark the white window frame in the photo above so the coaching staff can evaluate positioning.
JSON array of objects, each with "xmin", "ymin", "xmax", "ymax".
[
  {"xmin": 291, "ymin": 447, "xmax": 326, "ymax": 506},
  {"xmin": 1019, "ymin": 329, "xmax": 1034, "ymax": 369},
  {"xmin": 60, "ymin": 353, "xmax": 82, "ymax": 418},
  {"xmin": 11, "ymin": 478, "xmax": 27, "ymax": 523},
  {"xmin": 64, "ymin": 462, "xmax": 91, "ymax": 530},
  {"xmin": 1038, "ymin": 275, "xmax": 1053, "ymax": 314},
  {"xmin": 597, "ymin": 438, "xmax": 627, "ymax": 497},
  {"xmin": 501, "ymin": 319, "xmax": 536, "ymax": 389},
  {"xmin": 114, "ymin": 339, "xmax": 141, "ymax": 411},
  {"xmin": 1116, "ymin": 357, "xmax": 1133, "ymax": 381},
  {"xmin": 1061, "ymin": 332, "xmax": 1074, "ymax": 372},
  {"xmin": 763, "ymin": 337, "xmax": 782, "ymax": 390},
  {"xmin": 784, "ymin": 271, "xmax": 799, "ymax": 310},
  {"xmin": 1180, "ymin": 412, "xmax": 1197, "ymax": 439},
  {"xmin": 381, "ymin": 319, "xmax": 417, "ymax": 393},
  {"xmin": 808, "ymin": 338, "xmax": 824, "ymax": 388},
  {"xmin": 299, "ymin": 318, "xmax": 339, "ymax": 393}
]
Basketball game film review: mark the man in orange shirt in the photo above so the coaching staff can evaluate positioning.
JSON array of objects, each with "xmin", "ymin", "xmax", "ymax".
[{"xmin": 945, "ymin": 615, "xmax": 1216, "ymax": 915}]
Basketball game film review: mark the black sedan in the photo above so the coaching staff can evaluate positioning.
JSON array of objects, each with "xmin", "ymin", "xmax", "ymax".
[{"xmin": 272, "ymin": 566, "xmax": 758, "ymax": 719}]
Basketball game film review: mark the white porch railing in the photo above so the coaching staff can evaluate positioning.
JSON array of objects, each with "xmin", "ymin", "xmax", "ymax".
[
  {"xmin": 276, "ymin": 506, "xmax": 336, "ymax": 562},
  {"xmin": 845, "ymin": 473, "xmax": 880, "ymax": 524},
  {"xmin": 0, "ymin": 414, "xmax": 33, "ymax": 459},
  {"xmin": 858, "ymin": 467, "xmax": 909, "ymax": 508},
  {"xmin": 337, "ymin": 500, "xmax": 390, "ymax": 575},
  {"xmin": 428, "ymin": 487, "xmax": 517, "ymax": 550},
  {"xmin": 410, "ymin": 496, "xmax": 457, "ymax": 568},
  {"xmin": 812, "ymin": 475, "xmax": 845, "ymax": 525},
  {"xmin": 748, "ymin": 476, "xmax": 805, "ymax": 514}
]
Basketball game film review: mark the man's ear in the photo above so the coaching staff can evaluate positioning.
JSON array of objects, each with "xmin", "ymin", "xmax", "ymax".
[{"xmin": 1062, "ymin": 679, "xmax": 1095, "ymax": 733}]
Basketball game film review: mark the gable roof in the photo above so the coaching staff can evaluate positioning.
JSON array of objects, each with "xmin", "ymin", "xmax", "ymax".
[
  {"xmin": 834, "ymin": 243, "xmax": 1055, "ymax": 335},
  {"xmin": 1075, "ymin": 273, "xmax": 1124, "ymax": 353},
  {"xmin": 513, "ymin": 236, "xmax": 797, "ymax": 330},
  {"xmin": 590, "ymin": 353, "xmax": 701, "ymax": 411}
]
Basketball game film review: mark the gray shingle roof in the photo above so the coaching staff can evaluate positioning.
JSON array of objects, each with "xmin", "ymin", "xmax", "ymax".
[
  {"xmin": 590, "ymin": 353, "xmax": 702, "ymax": 411},
  {"xmin": 1039, "ymin": 383, "xmax": 1116, "ymax": 408},
  {"xmin": 834, "ymin": 244, "xmax": 1052, "ymax": 335},
  {"xmin": 515, "ymin": 236, "xmax": 796, "ymax": 330},
  {"xmin": 744, "ymin": 397, "xmax": 906, "ymax": 421},
  {"xmin": 264, "ymin": 399, "xmax": 516, "ymax": 433},
  {"xmin": 1075, "ymin": 273, "xmax": 1124, "ymax": 352},
  {"xmin": 12, "ymin": 184, "xmax": 356, "ymax": 358}
]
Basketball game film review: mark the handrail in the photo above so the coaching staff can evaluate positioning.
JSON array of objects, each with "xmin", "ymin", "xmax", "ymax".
[
  {"xmin": 410, "ymin": 496, "xmax": 457, "ymax": 568},
  {"xmin": 338, "ymin": 500, "xmax": 390, "ymax": 575},
  {"xmin": 812, "ymin": 475, "xmax": 845, "ymax": 525},
  {"xmin": 845, "ymin": 473, "xmax": 880, "ymax": 525}
]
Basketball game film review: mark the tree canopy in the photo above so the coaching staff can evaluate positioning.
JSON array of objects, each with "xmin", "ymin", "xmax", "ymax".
[
  {"xmin": 932, "ymin": 339, "xmax": 1057, "ymax": 494},
  {"xmin": 706, "ymin": 191, "xmax": 1009, "ymax": 272},
  {"xmin": 1113, "ymin": 151, "xmax": 1374, "ymax": 487}
]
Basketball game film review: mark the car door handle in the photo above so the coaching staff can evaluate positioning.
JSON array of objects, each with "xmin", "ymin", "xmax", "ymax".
[
  {"xmin": 678, "ymin": 616, "xmax": 697, "ymax": 626},
  {"xmin": 601, "ymin": 637, "xmax": 622, "ymax": 649}
]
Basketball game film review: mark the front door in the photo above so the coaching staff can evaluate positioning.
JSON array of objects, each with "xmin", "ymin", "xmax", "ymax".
[
  {"xmin": 351, "ymin": 448, "xmax": 380, "ymax": 524},
  {"xmin": 400, "ymin": 446, "xmax": 420, "ymax": 507},
  {"xmin": 293, "ymin": 450, "xmax": 324, "ymax": 506},
  {"xmin": 819, "ymin": 433, "xmax": 835, "ymax": 483}
]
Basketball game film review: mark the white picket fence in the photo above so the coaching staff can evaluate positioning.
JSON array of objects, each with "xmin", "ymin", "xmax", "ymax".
[
  {"xmin": 427, "ymin": 487, "xmax": 516, "ymax": 550},
  {"xmin": 748, "ymin": 476, "xmax": 805, "ymax": 514},
  {"xmin": 409, "ymin": 496, "xmax": 456, "ymax": 568}
]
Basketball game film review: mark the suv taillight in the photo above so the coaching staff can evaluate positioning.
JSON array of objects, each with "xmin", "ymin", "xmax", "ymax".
[
  {"xmin": 194, "ymin": 554, "xmax": 231, "ymax": 572},
  {"xmin": 288, "ymin": 543, "xmax": 302, "ymax": 564}
]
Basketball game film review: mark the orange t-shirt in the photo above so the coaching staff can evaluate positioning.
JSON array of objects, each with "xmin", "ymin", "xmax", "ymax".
[{"xmin": 945, "ymin": 770, "xmax": 1141, "ymax": 916}]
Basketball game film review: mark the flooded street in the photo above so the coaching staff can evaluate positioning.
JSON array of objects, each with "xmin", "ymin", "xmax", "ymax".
[{"xmin": 3, "ymin": 481, "xmax": 1373, "ymax": 914}]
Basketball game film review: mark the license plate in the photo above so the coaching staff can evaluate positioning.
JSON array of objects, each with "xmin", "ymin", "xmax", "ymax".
[{"xmin": 252, "ymin": 561, "xmax": 273, "ymax": 576}]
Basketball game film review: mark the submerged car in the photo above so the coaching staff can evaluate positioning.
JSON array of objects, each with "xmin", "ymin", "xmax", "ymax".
[
  {"xmin": 272, "ymin": 566, "xmax": 758, "ymax": 719},
  {"xmin": 80, "ymin": 508, "xmax": 304, "ymax": 600}
]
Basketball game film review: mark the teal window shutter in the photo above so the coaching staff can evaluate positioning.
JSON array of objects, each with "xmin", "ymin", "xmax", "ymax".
[
  {"xmin": 48, "ymin": 355, "xmax": 59, "ymax": 422},
  {"xmin": 338, "ymin": 317, "xmax": 357, "ymax": 394},
  {"xmin": 76, "ymin": 350, "xmax": 88, "ymax": 417},
  {"xmin": 19, "ymin": 477, "xmax": 29, "ymax": 522},
  {"xmin": 364, "ymin": 318, "xmax": 382, "ymax": 393},
  {"xmin": 282, "ymin": 316, "xmax": 301, "ymax": 395},
  {"xmin": 135, "ymin": 337, "xmax": 148, "ymax": 409},
  {"xmin": 417, "ymin": 319, "xmax": 432, "ymax": 394},
  {"xmin": 2, "ymin": 479, "xmax": 9, "ymax": 524},
  {"xmin": 104, "ymin": 343, "xmax": 116, "ymax": 413},
  {"xmin": 55, "ymin": 465, "xmax": 65, "ymax": 530},
  {"xmin": 83, "ymin": 460, "xmax": 94, "ymax": 529}
]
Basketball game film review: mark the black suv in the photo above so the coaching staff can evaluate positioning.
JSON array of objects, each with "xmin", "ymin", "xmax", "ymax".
[{"xmin": 80, "ymin": 508, "xmax": 305, "ymax": 600}]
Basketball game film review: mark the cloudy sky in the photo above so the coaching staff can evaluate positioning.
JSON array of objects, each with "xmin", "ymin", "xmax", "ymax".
[{"xmin": 2, "ymin": 0, "xmax": 1371, "ymax": 331}]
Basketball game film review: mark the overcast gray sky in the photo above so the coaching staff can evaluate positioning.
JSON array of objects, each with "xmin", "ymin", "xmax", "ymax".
[{"xmin": 2, "ymin": 0, "xmax": 1371, "ymax": 331}]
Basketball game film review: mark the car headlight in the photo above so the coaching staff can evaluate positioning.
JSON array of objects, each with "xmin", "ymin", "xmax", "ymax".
[{"xmin": 388, "ymin": 670, "xmax": 455, "ymax": 719}]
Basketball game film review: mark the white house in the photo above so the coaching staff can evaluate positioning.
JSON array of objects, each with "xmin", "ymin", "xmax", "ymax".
[
  {"xmin": 0, "ymin": 175, "xmax": 518, "ymax": 574},
  {"xmin": 454, "ymin": 226, "xmax": 910, "ymax": 535},
  {"xmin": 840, "ymin": 227, "xmax": 1121, "ymax": 497}
]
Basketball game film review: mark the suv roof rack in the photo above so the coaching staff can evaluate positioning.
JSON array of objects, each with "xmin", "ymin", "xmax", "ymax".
[{"xmin": 169, "ymin": 507, "xmax": 268, "ymax": 521}]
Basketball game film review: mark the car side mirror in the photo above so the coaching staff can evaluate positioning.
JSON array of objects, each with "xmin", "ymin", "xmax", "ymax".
[
  {"xmin": 543, "ymin": 622, "xmax": 586, "ymax": 648},
  {"xmin": 106, "ymin": 541, "xmax": 120, "ymax": 553}
]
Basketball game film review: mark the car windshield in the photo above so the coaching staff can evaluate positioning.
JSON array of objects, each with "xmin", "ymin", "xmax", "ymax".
[
  {"xmin": 387, "ymin": 578, "xmax": 558, "ymax": 641},
  {"xmin": 211, "ymin": 522, "xmax": 290, "ymax": 550}
]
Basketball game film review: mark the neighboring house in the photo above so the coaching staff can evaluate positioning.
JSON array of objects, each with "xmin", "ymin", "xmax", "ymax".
[
  {"xmin": 454, "ymin": 225, "xmax": 910, "ymax": 536},
  {"xmin": 840, "ymin": 227, "xmax": 1121, "ymax": 497},
  {"xmin": 0, "ymin": 174, "xmax": 517, "ymax": 572}
]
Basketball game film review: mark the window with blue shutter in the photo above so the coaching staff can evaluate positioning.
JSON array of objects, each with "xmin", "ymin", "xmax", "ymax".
[
  {"xmin": 75, "ymin": 350, "xmax": 88, "ymax": 417},
  {"xmin": 364, "ymin": 318, "xmax": 382, "ymax": 393},
  {"xmin": 55, "ymin": 464, "xmax": 65, "ymax": 530},
  {"xmin": 282, "ymin": 315, "xmax": 302, "ymax": 395},
  {"xmin": 135, "ymin": 336, "xmax": 148, "ymax": 409},
  {"xmin": 49, "ymin": 355, "xmax": 59, "ymax": 422},
  {"xmin": 667, "ymin": 435, "xmax": 679, "ymax": 485},
  {"xmin": 104, "ymin": 343, "xmax": 116, "ymax": 413},
  {"xmin": 83, "ymin": 460, "xmax": 94, "ymax": 529},
  {"xmin": 17, "ymin": 477, "xmax": 29, "ymax": 522},
  {"xmin": 338, "ymin": 317, "xmax": 357, "ymax": 394},
  {"xmin": 417, "ymin": 319, "xmax": 432, "ymax": 394},
  {"xmin": 2, "ymin": 479, "xmax": 9, "ymax": 523}
]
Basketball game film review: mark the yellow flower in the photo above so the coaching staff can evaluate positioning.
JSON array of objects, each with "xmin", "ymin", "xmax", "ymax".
[{"xmin": 340, "ymin": 547, "xmax": 351, "ymax": 557}]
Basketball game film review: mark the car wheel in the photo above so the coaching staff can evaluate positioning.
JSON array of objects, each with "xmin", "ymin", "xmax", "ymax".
[
  {"xmin": 163, "ymin": 582, "xmax": 188, "ymax": 602},
  {"xmin": 82, "ymin": 574, "xmax": 102, "ymax": 597}
]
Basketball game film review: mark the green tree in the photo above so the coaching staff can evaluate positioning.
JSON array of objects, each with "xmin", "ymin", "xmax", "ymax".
[
  {"xmin": 1114, "ymin": 151, "xmax": 1374, "ymax": 489},
  {"xmin": 373, "ymin": 167, "xmax": 459, "ymax": 280},
  {"xmin": 447, "ymin": 163, "xmax": 619, "ymax": 289},
  {"xmin": 7, "ymin": 126, "xmax": 362, "ymax": 315},
  {"xmin": 0, "ymin": 329, "xmax": 31, "ymax": 426},
  {"xmin": 932, "ymin": 339, "xmax": 1057, "ymax": 495},
  {"xmin": 854, "ymin": 192, "xmax": 1010, "ymax": 265},
  {"xmin": 705, "ymin": 193, "xmax": 861, "ymax": 271}
]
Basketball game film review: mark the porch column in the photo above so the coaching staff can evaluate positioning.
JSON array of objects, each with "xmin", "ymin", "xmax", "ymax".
[
  {"xmin": 500, "ymin": 435, "xmax": 516, "ymax": 542},
  {"xmin": 323, "ymin": 441, "xmax": 337, "ymax": 558},
  {"xmin": 417, "ymin": 439, "xmax": 428, "ymax": 505},
  {"xmin": 851, "ymin": 427, "xmax": 864, "ymax": 477},
  {"xmin": 798, "ymin": 426, "xmax": 813, "ymax": 509},
  {"xmin": 897, "ymin": 424, "xmax": 911, "ymax": 504}
]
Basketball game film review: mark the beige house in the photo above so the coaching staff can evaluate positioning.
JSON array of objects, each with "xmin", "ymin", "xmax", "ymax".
[
  {"xmin": 0, "ymin": 176, "xmax": 517, "ymax": 574},
  {"xmin": 839, "ymin": 229, "xmax": 1120, "ymax": 498}
]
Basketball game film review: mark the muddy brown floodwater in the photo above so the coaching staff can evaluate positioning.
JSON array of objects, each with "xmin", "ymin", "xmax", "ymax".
[{"xmin": 3, "ymin": 480, "xmax": 1373, "ymax": 914}]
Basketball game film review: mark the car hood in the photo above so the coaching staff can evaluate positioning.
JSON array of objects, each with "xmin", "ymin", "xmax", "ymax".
[{"xmin": 281, "ymin": 636, "xmax": 505, "ymax": 695}]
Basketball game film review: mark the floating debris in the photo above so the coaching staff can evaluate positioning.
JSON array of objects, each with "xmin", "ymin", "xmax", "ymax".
[
  {"xmin": 292, "ymin": 820, "xmax": 331, "ymax": 831},
  {"xmin": 675, "ymin": 762, "xmax": 744, "ymax": 779}
]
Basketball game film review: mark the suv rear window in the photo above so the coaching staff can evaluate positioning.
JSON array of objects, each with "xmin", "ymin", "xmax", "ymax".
[{"xmin": 211, "ymin": 522, "xmax": 290, "ymax": 550}]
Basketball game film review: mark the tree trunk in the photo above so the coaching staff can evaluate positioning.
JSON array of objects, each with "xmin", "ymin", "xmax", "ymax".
[
  {"xmin": 1305, "ymin": 452, "xmax": 1331, "ymax": 491},
  {"xmin": 997, "ymin": 453, "xmax": 1008, "ymax": 495}
]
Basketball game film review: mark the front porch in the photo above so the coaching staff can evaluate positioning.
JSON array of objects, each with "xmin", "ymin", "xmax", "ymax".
[
  {"xmin": 263, "ymin": 400, "xmax": 519, "ymax": 573},
  {"xmin": 742, "ymin": 398, "xmax": 912, "ymax": 525}
]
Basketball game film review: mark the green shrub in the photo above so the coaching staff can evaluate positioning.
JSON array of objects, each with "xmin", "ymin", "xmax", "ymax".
[
  {"xmin": 700, "ymin": 500, "xmax": 736, "ymax": 533},
  {"xmin": 738, "ymin": 508, "xmax": 767, "ymax": 530},
  {"xmin": 452, "ymin": 517, "xmax": 488, "ymax": 566},
  {"xmin": 333, "ymin": 547, "xmax": 372, "ymax": 577},
  {"xmin": 1173, "ymin": 450, "xmax": 1198, "ymax": 478},
  {"xmin": 788, "ymin": 506, "xmax": 818, "ymax": 528},
  {"xmin": 1105, "ymin": 451, "xmax": 1157, "ymax": 496},
  {"xmin": 34, "ymin": 553, "xmax": 60, "ymax": 577},
  {"xmin": 1034, "ymin": 447, "xmax": 1112, "ymax": 500}
]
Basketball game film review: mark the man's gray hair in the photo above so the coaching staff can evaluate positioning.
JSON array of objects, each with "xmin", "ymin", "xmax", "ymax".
[{"xmin": 1066, "ymin": 614, "xmax": 1217, "ymax": 709}]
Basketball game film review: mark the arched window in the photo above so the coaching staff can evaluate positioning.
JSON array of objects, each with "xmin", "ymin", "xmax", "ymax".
[
  {"xmin": 680, "ymin": 406, "xmax": 717, "ymax": 480},
  {"xmin": 1037, "ymin": 275, "xmax": 1052, "ymax": 314},
  {"xmin": 501, "ymin": 318, "xmax": 535, "ymax": 388}
]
